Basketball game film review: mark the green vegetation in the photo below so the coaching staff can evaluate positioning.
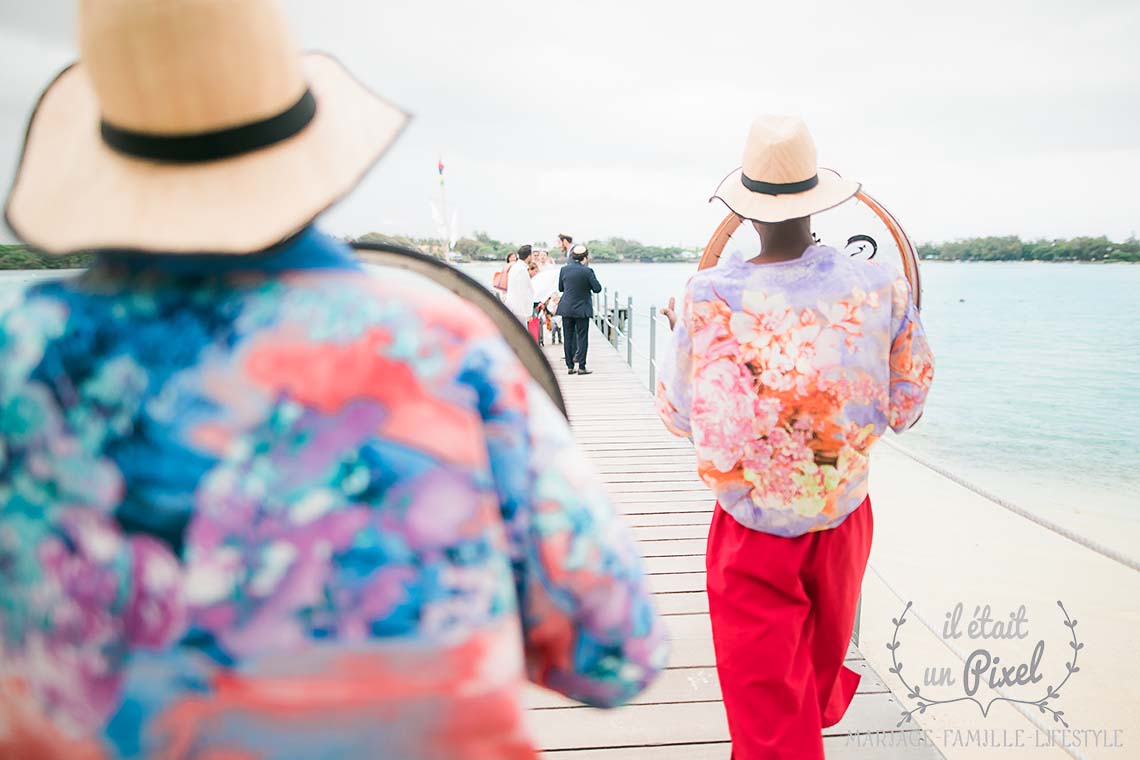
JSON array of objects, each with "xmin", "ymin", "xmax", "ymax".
[
  {"xmin": 451, "ymin": 232, "xmax": 695, "ymax": 262},
  {"xmin": 353, "ymin": 231, "xmax": 426, "ymax": 253},
  {"xmin": 0, "ymin": 244, "xmax": 93, "ymax": 270},
  {"xmin": 453, "ymin": 231, "xmax": 516, "ymax": 261},
  {"xmin": 582, "ymin": 238, "xmax": 692, "ymax": 263},
  {"xmin": 917, "ymin": 236, "xmax": 1140, "ymax": 263},
  {"xmin": 5, "ymin": 235, "xmax": 1138, "ymax": 270},
  {"xmin": 444, "ymin": 232, "xmax": 1140, "ymax": 264}
]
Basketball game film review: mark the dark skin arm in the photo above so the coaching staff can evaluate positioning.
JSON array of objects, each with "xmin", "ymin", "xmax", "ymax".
[{"xmin": 662, "ymin": 297, "xmax": 678, "ymax": 331}]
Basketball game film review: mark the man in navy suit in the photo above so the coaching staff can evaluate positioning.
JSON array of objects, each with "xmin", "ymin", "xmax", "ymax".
[{"xmin": 556, "ymin": 244, "xmax": 602, "ymax": 375}]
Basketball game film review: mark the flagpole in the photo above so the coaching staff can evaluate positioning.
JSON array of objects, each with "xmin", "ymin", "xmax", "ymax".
[{"xmin": 436, "ymin": 157, "xmax": 452, "ymax": 260}]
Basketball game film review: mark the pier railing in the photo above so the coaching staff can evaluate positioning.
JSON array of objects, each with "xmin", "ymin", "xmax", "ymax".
[{"xmin": 592, "ymin": 287, "xmax": 667, "ymax": 393}]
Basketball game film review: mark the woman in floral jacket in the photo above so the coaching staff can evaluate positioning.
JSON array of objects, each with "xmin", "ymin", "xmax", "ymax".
[
  {"xmin": 657, "ymin": 116, "xmax": 933, "ymax": 760},
  {"xmin": 0, "ymin": 1, "xmax": 665, "ymax": 757}
]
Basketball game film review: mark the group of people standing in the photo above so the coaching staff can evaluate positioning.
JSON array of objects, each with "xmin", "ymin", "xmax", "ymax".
[{"xmin": 497, "ymin": 233, "xmax": 602, "ymax": 375}]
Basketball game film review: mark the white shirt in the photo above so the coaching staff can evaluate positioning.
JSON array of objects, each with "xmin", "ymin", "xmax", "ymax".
[{"xmin": 504, "ymin": 260, "xmax": 535, "ymax": 320}]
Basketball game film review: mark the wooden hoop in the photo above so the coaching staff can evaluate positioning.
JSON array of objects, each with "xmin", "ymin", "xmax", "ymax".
[{"xmin": 698, "ymin": 190, "xmax": 923, "ymax": 309}]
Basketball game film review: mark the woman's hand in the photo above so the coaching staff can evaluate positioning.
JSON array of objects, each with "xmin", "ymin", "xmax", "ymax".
[{"xmin": 661, "ymin": 297, "xmax": 678, "ymax": 331}]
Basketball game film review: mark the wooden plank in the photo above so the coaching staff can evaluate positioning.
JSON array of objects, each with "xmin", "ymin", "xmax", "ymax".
[
  {"xmin": 530, "ymin": 692, "xmax": 909, "ymax": 751},
  {"xmin": 526, "ymin": 663, "xmax": 889, "ymax": 711},
  {"xmin": 625, "ymin": 511, "xmax": 712, "ymax": 527},
  {"xmin": 568, "ymin": 409, "xmax": 666, "ymax": 416},
  {"xmin": 654, "ymin": 592, "xmax": 709, "ymax": 616},
  {"xmin": 571, "ymin": 427, "xmax": 675, "ymax": 435},
  {"xmin": 618, "ymin": 504, "xmax": 712, "ymax": 518},
  {"xmin": 570, "ymin": 421, "xmax": 672, "ymax": 428},
  {"xmin": 606, "ymin": 481, "xmax": 709, "ymax": 493},
  {"xmin": 529, "ymin": 700, "xmax": 729, "ymax": 750},
  {"xmin": 581, "ymin": 442, "xmax": 691, "ymax": 451},
  {"xmin": 646, "ymin": 572, "xmax": 705, "ymax": 594},
  {"xmin": 619, "ymin": 507, "xmax": 712, "ymax": 519},
  {"xmin": 612, "ymin": 489, "xmax": 711, "ymax": 503},
  {"xmin": 525, "ymin": 668, "xmax": 721, "ymax": 710},
  {"xmin": 632, "ymin": 524, "xmax": 709, "ymax": 541},
  {"xmin": 599, "ymin": 466, "xmax": 698, "ymax": 476},
  {"xmin": 599, "ymin": 474, "xmax": 705, "ymax": 486},
  {"xmin": 638, "ymin": 539, "xmax": 707, "ymax": 557},
  {"xmin": 644, "ymin": 555, "xmax": 705, "ymax": 574},
  {"xmin": 570, "ymin": 427, "xmax": 680, "ymax": 435},
  {"xmin": 540, "ymin": 733, "xmax": 940, "ymax": 759},
  {"xmin": 596, "ymin": 462, "xmax": 698, "ymax": 474},
  {"xmin": 573, "ymin": 437, "xmax": 681, "ymax": 445},
  {"xmin": 591, "ymin": 451, "xmax": 690, "ymax": 459}
]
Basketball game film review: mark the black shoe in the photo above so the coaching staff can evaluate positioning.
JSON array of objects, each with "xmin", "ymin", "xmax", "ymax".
[
  {"xmin": 577, "ymin": 368, "xmax": 593, "ymax": 375},
  {"xmin": 567, "ymin": 367, "xmax": 577, "ymax": 374}
]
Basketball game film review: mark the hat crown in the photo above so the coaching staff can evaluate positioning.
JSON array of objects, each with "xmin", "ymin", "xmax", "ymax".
[
  {"xmin": 80, "ymin": 0, "xmax": 305, "ymax": 134},
  {"xmin": 740, "ymin": 116, "xmax": 818, "ymax": 185}
]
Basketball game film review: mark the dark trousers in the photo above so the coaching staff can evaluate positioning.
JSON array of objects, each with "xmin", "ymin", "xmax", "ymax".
[{"xmin": 562, "ymin": 316, "xmax": 590, "ymax": 369}]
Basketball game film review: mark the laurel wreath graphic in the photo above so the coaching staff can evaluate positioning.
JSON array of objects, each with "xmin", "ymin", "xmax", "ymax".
[{"xmin": 888, "ymin": 600, "xmax": 1082, "ymax": 728}]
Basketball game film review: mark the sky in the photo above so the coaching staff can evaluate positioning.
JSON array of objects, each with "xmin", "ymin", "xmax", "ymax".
[{"xmin": 1, "ymin": 0, "xmax": 1138, "ymax": 247}]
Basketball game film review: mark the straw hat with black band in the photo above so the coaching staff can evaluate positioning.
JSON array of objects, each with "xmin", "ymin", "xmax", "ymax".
[
  {"xmin": 4, "ymin": 0, "xmax": 408, "ymax": 256},
  {"xmin": 710, "ymin": 115, "xmax": 860, "ymax": 224}
]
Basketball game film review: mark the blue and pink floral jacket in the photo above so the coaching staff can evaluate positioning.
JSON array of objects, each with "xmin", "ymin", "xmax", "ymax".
[{"xmin": 0, "ymin": 228, "xmax": 666, "ymax": 759}]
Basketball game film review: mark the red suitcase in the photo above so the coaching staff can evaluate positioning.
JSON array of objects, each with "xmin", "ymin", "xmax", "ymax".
[{"xmin": 527, "ymin": 317, "xmax": 541, "ymax": 342}]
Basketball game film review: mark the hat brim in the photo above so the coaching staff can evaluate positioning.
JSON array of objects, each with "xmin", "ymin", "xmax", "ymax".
[
  {"xmin": 710, "ymin": 167, "xmax": 860, "ymax": 224},
  {"xmin": 4, "ymin": 53, "xmax": 409, "ymax": 255}
]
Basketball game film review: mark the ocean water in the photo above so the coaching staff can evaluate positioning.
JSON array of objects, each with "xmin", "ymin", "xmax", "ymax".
[{"xmin": 4, "ymin": 262, "xmax": 1138, "ymax": 528}]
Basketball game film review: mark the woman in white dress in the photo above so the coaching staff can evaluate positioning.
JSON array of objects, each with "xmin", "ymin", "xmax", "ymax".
[{"xmin": 504, "ymin": 245, "xmax": 535, "ymax": 321}]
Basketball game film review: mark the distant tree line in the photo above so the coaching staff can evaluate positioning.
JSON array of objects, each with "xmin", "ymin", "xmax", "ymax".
[
  {"xmin": 4, "ymin": 234, "xmax": 1138, "ymax": 270},
  {"xmin": 917, "ymin": 235, "xmax": 1140, "ymax": 262},
  {"xmin": 0, "ymin": 244, "xmax": 93, "ymax": 270},
  {"xmin": 451, "ymin": 232, "xmax": 694, "ymax": 262}
]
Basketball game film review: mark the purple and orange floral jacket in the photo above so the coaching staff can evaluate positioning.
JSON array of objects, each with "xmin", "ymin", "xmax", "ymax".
[
  {"xmin": 0, "ymin": 228, "xmax": 666, "ymax": 759},
  {"xmin": 657, "ymin": 246, "xmax": 934, "ymax": 537}
]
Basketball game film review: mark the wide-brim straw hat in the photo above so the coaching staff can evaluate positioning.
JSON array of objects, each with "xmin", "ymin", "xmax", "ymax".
[
  {"xmin": 711, "ymin": 115, "xmax": 860, "ymax": 224},
  {"xmin": 4, "ymin": 0, "xmax": 408, "ymax": 255}
]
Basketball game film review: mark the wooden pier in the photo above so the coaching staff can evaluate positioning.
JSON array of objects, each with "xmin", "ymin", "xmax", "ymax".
[{"xmin": 525, "ymin": 324, "xmax": 943, "ymax": 759}]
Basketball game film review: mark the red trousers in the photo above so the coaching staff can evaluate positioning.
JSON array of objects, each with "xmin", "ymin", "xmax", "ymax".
[{"xmin": 706, "ymin": 497, "xmax": 873, "ymax": 760}]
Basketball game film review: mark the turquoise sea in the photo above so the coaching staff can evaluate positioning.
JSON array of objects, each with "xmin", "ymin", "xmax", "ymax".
[{"xmin": 4, "ymin": 261, "xmax": 1138, "ymax": 535}]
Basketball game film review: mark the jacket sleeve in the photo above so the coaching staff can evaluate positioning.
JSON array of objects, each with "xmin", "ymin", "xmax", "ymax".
[
  {"xmin": 589, "ymin": 269, "xmax": 602, "ymax": 293},
  {"xmin": 887, "ymin": 275, "xmax": 934, "ymax": 432},
  {"xmin": 558, "ymin": 267, "xmax": 565, "ymax": 293},
  {"xmin": 465, "ymin": 336, "xmax": 668, "ymax": 708},
  {"xmin": 654, "ymin": 288, "xmax": 694, "ymax": 439}
]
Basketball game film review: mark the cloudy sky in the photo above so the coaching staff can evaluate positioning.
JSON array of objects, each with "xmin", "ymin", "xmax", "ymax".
[{"xmin": 2, "ymin": 0, "xmax": 1138, "ymax": 247}]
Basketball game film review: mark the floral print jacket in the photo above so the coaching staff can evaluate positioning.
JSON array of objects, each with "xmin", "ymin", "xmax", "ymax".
[
  {"xmin": 656, "ymin": 247, "xmax": 933, "ymax": 537},
  {"xmin": 0, "ymin": 228, "xmax": 666, "ymax": 759}
]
